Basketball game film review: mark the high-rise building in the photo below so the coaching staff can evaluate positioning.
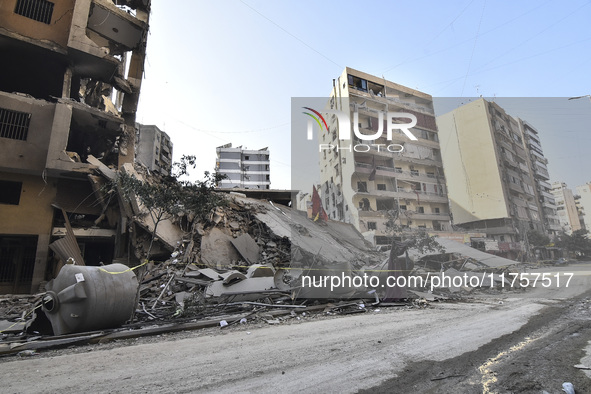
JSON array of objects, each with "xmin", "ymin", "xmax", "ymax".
[
  {"xmin": 576, "ymin": 182, "xmax": 591, "ymax": 233},
  {"xmin": 215, "ymin": 144, "xmax": 270, "ymax": 189},
  {"xmin": 437, "ymin": 99, "xmax": 559, "ymax": 250},
  {"xmin": 520, "ymin": 121, "xmax": 561, "ymax": 236},
  {"xmin": 136, "ymin": 124, "xmax": 173, "ymax": 175},
  {"xmin": 318, "ymin": 67, "xmax": 451, "ymax": 246},
  {"xmin": 551, "ymin": 182, "xmax": 581, "ymax": 234},
  {"xmin": 0, "ymin": 0, "xmax": 150, "ymax": 293}
]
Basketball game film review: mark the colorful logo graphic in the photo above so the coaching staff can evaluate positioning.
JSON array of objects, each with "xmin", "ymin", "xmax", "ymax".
[{"xmin": 302, "ymin": 107, "xmax": 328, "ymax": 139}]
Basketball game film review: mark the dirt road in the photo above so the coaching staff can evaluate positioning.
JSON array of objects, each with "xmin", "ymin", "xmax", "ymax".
[{"xmin": 3, "ymin": 264, "xmax": 591, "ymax": 393}]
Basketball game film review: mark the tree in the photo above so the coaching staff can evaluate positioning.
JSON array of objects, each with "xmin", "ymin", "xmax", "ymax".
[
  {"xmin": 527, "ymin": 230, "xmax": 550, "ymax": 248},
  {"xmin": 115, "ymin": 155, "xmax": 226, "ymax": 319},
  {"xmin": 556, "ymin": 229, "xmax": 591, "ymax": 259},
  {"xmin": 117, "ymin": 155, "xmax": 226, "ymax": 260}
]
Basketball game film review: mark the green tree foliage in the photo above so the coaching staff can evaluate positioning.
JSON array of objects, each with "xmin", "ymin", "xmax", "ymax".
[
  {"xmin": 527, "ymin": 230, "xmax": 551, "ymax": 247},
  {"xmin": 556, "ymin": 229, "xmax": 591, "ymax": 258},
  {"xmin": 116, "ymin": 155, "xmax": 226, "ymax": 259}
]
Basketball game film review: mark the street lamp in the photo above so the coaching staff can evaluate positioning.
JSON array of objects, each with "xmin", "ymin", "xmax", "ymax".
[{"xmin": 568, "ymin": 95, "xmax": 591, "ymax": 101}]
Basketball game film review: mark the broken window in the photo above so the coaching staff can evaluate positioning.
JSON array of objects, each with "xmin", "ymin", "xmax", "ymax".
[
  {"xmin": 0, "ymin": 181, "xmax": 22, "ymax": 205},
  {"xmin": 14, "ymin": 0, "xmax": 54, "ymax": 24},
  {"xmin": 348, "ymin": 75, "xmax": 368, "ymax": 92},
  {"xmin": 0, "ymin": 107, "xmax": 31, "ymax": 141},
  {"xmin": 376, "ymin": 199, "xmax": 394, "ymax": 210},
  {"xmin": 0, "ymin": 236, "xmax": 37, "ymax": 293},
  {"xmin": 367, "ymin": 222, "xmax": 377, "ymax": 230},
  {"xmin": 359, "ymin": 198, "xmax": 370, "ymax": 211}
]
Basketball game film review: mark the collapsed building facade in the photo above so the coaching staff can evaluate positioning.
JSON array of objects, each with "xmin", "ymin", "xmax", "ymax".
[{"xmin": 0, "ymin": 0, "xmax": 151, "ymax": 293}]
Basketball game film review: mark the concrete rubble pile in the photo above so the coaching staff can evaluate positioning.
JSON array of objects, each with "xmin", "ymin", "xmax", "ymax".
[
  {"xmin": 0, "ymin": 159, "xmax": 529, "ymax": 343},
  {"xmin": 131, "ymin": 191, "xmax": 389, "ymax": 323}
]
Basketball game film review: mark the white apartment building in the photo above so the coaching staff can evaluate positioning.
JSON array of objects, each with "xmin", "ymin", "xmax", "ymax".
[
  {"xmin": 318, "ymin": 67, "xmax": 451, "ymax": 246},
  {"xmin": 216, "ymin": 144, "xmax": 270, "ymax": 189}
]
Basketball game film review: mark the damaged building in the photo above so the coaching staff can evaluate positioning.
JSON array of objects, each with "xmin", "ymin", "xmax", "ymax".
[
  {"xmin": 436, "ymin": 99, "xmax": 562, "ymax": 259},
  {"xmin": 0, "ymin": 0, "xmax": 151, "ymax": 293},
  {"xmin": 319, "ymin": 67, "xmax": 452, "ymax": 246}
]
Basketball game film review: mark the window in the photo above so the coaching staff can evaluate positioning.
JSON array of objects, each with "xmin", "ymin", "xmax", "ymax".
[
  {"xmin": 434, "ymin": 207, "xmax": 440, "ymax": 214},
  {"xmin": 367, "ymin": 222, "xmax": 377, "ymax": 230},
  {"xmin": 410, "ymin": 169, "xmax": 419, "ymax": 176},
  {"xmin": 244, "ymin": 155, "xmax": 250, "ymax": 160},
  {"xmin": 0, "ymin": 181, "xmax": 22, "ymax": 205},
  {"xmin": 394, "ymin": 167, "xmax": 402, "ymax": 173},
  {"xmin": 399, "ymin": 205, "xmax": 407, "ymax": 211},
  {"xmin": 0, "ymin": 107, "xmax": 31, "ymax": 141},
  {"xmin": 347, "ymin": 75, "xmax": 368, "ymax": 92},
  {"xmin": 417, "ymin": 206, "xmax": 425, "ymax": 213},
  {"xmin": 357, "ymin": 182, "xmax": 368, "ymax": 192},
  {"xmin": 14, "ymin": 0, "xmax": 54, "ymax": 24},
  {"xmin": 377, "ymin": 184, "xmax": 386, "ymax": 191}
]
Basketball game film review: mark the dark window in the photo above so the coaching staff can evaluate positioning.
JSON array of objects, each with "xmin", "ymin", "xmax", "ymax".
[
  {"xmin": 417, "ymin": 206, "xmax": 425, "ymax": 213},
  {"xmin": 0, "ymin": 181, "xmax": 22, "ymax": 205},
  {"xmin": 244, "ymin": 155, "xmax": 250, "ymax": 160},
  {"xmin": 367, "ymin": 222, "xmax": 377, "ymax": 230},
  {"xmin": 14, "ymin": 0, "xmax": 54, "ymax": 24},
  {"xmin": 0, "ymin": 236, "xmax": 37, "ymax": 291},
  {"xmin": 434, "ymin": 207, "xmax": 440, "ymax": 214},
  {"xmin": 377, "ymin": 184, "xmax": 386, "ymax": 191},
  {"xmin": 357, "ymin": 182, "xmax": 368, "ymax": 192},
  {"xmin": 0, "ymin": 107, "xmax": 31, "ymax": 141}
]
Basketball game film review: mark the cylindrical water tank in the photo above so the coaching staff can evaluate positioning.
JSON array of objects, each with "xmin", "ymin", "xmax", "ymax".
[{"xmin": 42, "ymin": 263, "xmax": 138, "ymax": 336}]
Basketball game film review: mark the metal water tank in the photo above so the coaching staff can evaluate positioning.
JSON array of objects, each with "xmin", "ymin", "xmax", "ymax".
[{"xmin": 42, "ymin": 263, "xmax": 138, "ymax": 335}]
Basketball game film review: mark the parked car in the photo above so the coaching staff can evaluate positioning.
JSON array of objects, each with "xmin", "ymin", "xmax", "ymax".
[{"xmin": 555, "ymin": 257, "xmax": 569, "ymax": 265}]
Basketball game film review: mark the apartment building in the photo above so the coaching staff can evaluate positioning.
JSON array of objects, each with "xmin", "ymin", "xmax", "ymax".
[
  {"xmin": 520, "ymin": 120, "xmax": 562, "ymax": 236},
  {"xmin": 216, "ymin": 144, "xmax": 270, "ymax": 189},
  {"xmin": 437, "ymin": 99, "xmax": 559, "ymax": 257},
  {"xmin": 551, "ymin": 182, "xmax": 581, "ymax": 234},
  {"xmin": 576, "ymin": 182, "xmax": 591, "ymax": 233},
  {"xmin": 136, "ymin": 124, "xmax": 173, "ymax": 175},
  {"xmin": 318, "ymin": 68, "xmax": 451, "ymax": 246},
  {"xmin": 0, "ymin": 0, "xmax": 150, "ymax": 293}
]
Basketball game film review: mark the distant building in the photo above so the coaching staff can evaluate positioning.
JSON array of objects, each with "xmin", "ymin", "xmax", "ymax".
[
  {"xmin": 576, "ymin": 182, "xmax": 591, "ymax": 233},
  {"xmin": 216, "ymin": 144, "xmax": 270, "ymax": 189},
  {"xmin": 437, "ymin": 99, "xmax": 560, "ymax": 258},
  {"xmin": 551, "ymin": 182, "xmax": 581, "ymax": 234},
  {"xmin": 136, "ymin": 125, "xmax": 173, "ymax": 175}
]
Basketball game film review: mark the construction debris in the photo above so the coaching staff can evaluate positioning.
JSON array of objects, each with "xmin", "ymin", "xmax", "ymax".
[{"xmin": 0, "ymin": 158, "xmax": 529, "ymax": 348}]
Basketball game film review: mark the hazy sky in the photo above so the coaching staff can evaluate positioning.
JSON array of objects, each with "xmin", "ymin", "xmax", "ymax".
[{"xmin": 136, "ymin": 1, "xmax": 591, "ymax": 192}]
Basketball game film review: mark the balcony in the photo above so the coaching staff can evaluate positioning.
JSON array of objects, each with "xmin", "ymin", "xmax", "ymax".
[
  {"xmin": 404, "ymin": 211, "xmax": 451, "ymax": 221},
  {"xmin": 354, "ymin": 162, "xmax": 443, "ymax": 184},
  {"xmin": 508, "ymin": 182, "xmax": 524, "ymax": 194}
]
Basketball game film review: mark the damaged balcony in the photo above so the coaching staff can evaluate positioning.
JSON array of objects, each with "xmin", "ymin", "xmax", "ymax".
[
  {"xmin": 45, "ymin": 98, "xmax": 124, "ymax": 178},
  {"xmin": 67, "ymin": 0, "xmax": 148, "ymax": 82}
]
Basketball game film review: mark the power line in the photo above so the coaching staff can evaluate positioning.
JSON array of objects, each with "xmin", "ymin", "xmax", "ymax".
[
  {"xmin": 460, "ymin": 0, "xmax": 486, "ymax": 97},
  {"xmin": 239, "ymin": 0, "xmax": 342, "ymax": 69}
]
